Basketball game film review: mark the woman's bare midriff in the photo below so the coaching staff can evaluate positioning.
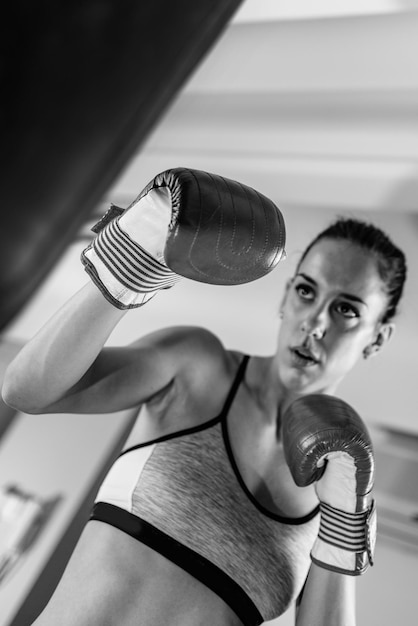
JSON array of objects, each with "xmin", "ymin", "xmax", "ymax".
[{"xmin": 33, "ymin": 520, "xmax": 244, "ymax": 626}]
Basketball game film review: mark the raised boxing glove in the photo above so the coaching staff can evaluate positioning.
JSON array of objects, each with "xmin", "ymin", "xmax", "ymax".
[
  {"xmin": 81, "ymin": 167, "xmax": 286, "ymax": 309},
  {"xmin": 281, "ymin": 394, "xmax": 376, "ymax": 576}
]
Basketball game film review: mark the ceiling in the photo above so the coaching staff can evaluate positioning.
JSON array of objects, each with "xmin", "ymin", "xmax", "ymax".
[{"xmin": 232, "ymin": 0, "xmax": 418, "ymax": 22}]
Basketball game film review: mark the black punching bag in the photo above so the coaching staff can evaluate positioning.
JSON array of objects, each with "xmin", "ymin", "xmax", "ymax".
[{"xmin": 0, "ymin": 0, "xmax": 243, "ymax": 330}]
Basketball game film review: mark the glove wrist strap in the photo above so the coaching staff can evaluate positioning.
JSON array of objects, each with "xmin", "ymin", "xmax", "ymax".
[
  {"xmin": 319, "ymin": 501, "xmax": 369, "ymax": 553},
  {"xmin": 81, "ymin": 216, "xmax": 181, "ymax": 309},
  {"xmin": 311, "ymin": 500, "xmax": 376, "ymax": 576}
]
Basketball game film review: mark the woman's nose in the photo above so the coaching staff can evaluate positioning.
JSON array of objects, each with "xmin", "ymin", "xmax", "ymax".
[{"xmin": 301, "ymin": 311, "xmax": 327, "ymax": 339}]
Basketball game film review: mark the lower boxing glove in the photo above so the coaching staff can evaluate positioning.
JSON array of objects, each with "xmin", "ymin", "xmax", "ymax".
[
  {"xmin": 281, "ymin": 394, "xmax": 376, "ymax": 576},
  {"xmin": 81, "ymin": 167, "xmax": 286, "ymax": 309}
]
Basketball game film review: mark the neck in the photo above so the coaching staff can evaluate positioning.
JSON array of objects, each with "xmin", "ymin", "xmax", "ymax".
[{"xmin": 248, "ymin": 355, "xmax": 297, "ymax": 425}]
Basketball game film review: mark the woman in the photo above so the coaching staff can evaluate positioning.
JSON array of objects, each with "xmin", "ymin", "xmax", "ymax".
[{"xmin": 2, "ymin": 198, "xmax": 407, "ymax": 625}]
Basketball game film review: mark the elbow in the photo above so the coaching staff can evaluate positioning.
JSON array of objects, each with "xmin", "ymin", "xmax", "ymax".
[{"xmin": 1, "ymin": 368, "xmax": 43, "ymax": 414}]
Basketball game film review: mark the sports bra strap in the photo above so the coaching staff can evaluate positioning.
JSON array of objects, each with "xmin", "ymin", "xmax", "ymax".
[{"xmin": 219, "ymin": 355, "xmax": 250, "ymax": 419}]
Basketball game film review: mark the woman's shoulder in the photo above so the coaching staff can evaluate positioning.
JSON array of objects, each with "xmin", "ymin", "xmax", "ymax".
[
  {"xmin": 162, "ymin": 325, "xmax": 244, "ymax": 379},
  {"xmin": 177, "ymin": 325, "xmax": 248, "ymax": 379},
  {"xmin": 129, "ymin": 326, "xmax": 245, "ymax": 429},
  {"xmin": 129, "ymin": 325, "xmax": 245, "ymax": 394},
  {"xmin": 134, "ymin": 324, "xmax": 238, "ymax": 366}
]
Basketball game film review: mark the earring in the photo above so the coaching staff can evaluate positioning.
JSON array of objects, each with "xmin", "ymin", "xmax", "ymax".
[{"xmin": 363, "ymin": 345, "xmax": 375, "ymax": 359}]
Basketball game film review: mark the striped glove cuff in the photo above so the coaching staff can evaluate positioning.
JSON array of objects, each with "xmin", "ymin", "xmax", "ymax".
[
  {"xmin": 311, "ymin": 500, "xmax": 376, "ymax": 576},
  {"xmin": 81, "ymin": 218, "xmax": 181, "ymax": 309}
]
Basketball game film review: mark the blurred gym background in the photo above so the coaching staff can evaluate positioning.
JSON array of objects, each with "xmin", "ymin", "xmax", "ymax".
[{"xmin": 0, "ymin": 2, "xmax": 417, "ymax": 624}]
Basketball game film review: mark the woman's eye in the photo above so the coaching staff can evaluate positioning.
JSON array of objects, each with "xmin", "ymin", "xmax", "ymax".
[
  {"xmin": 336, "ymin": 302, "xmax": 359, "ymax": 318},
  {"xmin": 295, "ymin": 284, "xmax": 314, "ymax": 300}
]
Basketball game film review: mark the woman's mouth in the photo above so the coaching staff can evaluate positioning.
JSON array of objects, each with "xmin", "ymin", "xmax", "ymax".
[{"xmin": 290, "ymin": 347, "xmax": 320, "ymax": 367}]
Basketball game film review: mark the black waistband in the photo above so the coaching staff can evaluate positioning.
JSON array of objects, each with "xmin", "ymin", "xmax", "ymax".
[{"xmin": 90, "ymin": 502, "xmax": 263, "ymax": 626}]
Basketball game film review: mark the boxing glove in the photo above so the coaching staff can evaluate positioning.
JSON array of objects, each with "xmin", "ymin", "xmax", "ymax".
[
  {"xmin": 281, "ymin": 394, "xmax": 376, "ymax": 576},
  {"xmin": 81, "ymin": 167, "xmax": 286, "ymax": 309}
]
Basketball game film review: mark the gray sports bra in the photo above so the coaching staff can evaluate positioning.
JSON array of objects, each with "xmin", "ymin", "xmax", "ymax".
[{"xmin": 91, "ymin": 355, "xmax": 320, "ymax": 625}]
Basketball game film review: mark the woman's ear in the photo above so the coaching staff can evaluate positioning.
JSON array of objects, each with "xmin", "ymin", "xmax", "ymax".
[{"xmin": 363, "ymin": 323, "xmax": 395, "ymax": 359}]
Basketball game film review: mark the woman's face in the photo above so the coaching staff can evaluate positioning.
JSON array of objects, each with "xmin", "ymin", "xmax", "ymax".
[{"xmin": 277, "ymin": 237, "xmax": 393, "ymax": 395}]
